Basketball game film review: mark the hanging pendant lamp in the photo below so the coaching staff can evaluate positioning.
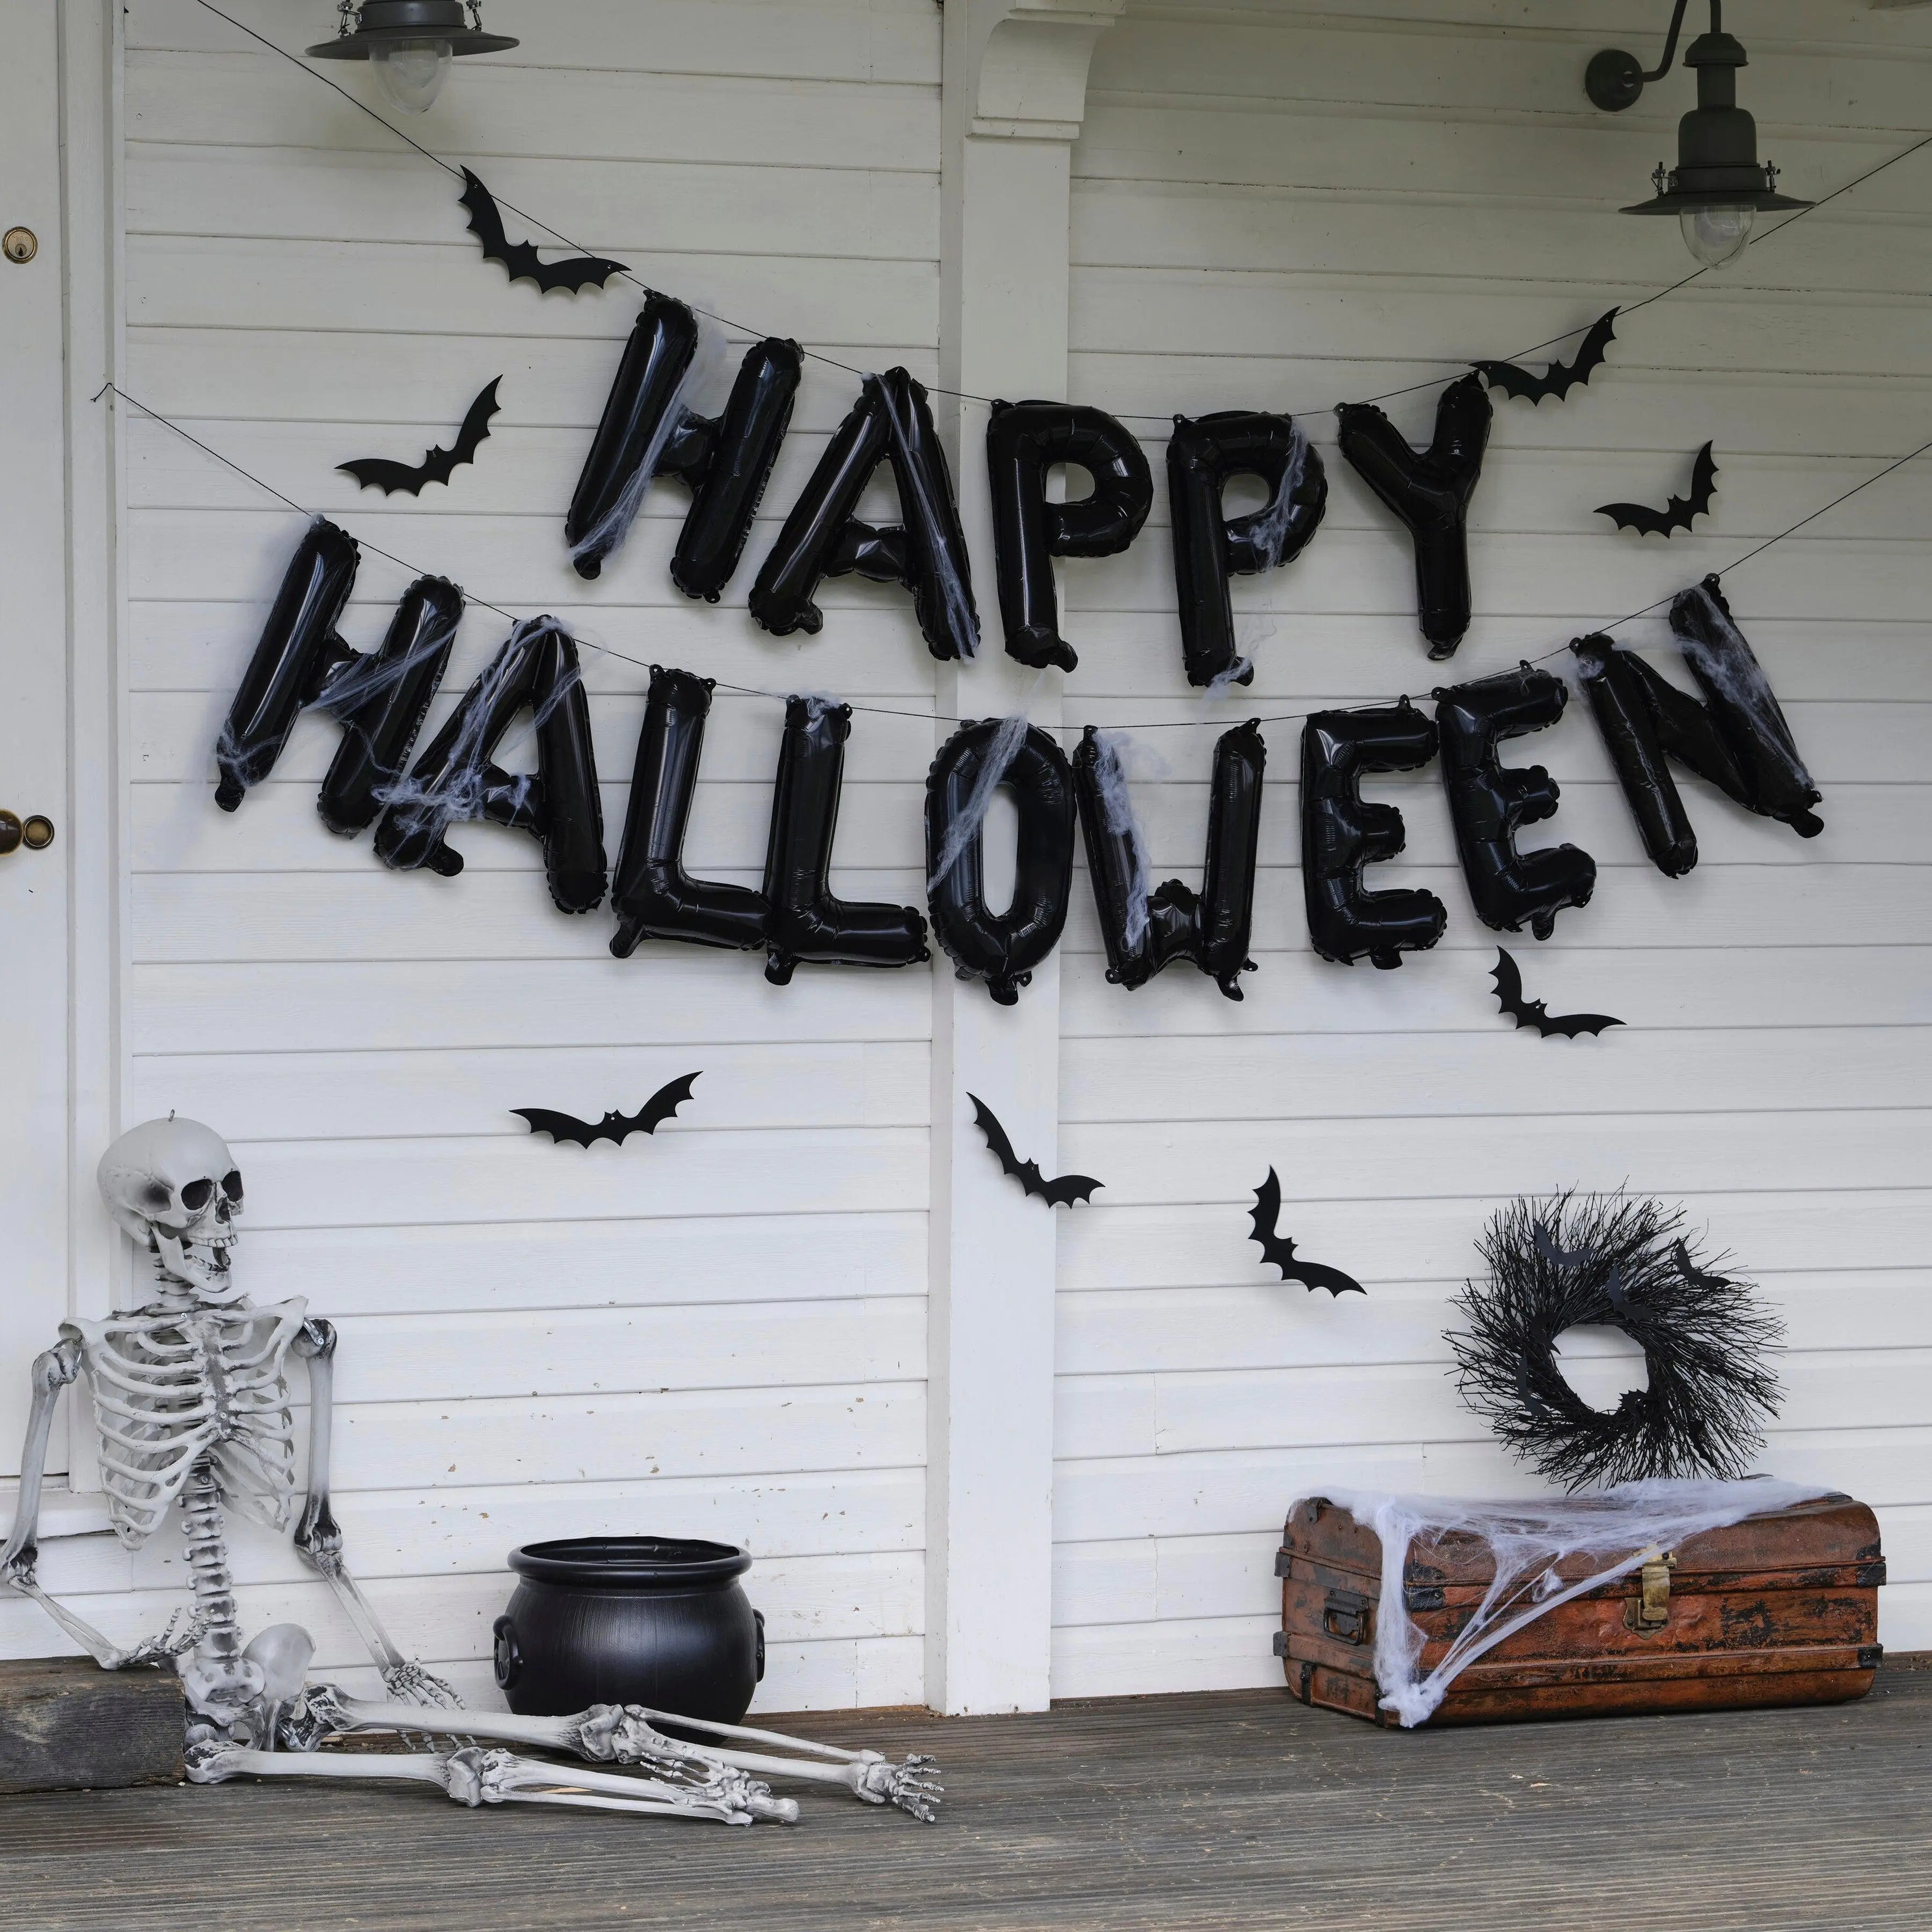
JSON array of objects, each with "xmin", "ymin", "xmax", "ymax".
[
  {"xmin": 1586, "ymin": 0, "xmax": 1810, "ymax": 269},
  {"xmin": 308, "ymin": 2, "xmax": 517, "ymax": 116}
]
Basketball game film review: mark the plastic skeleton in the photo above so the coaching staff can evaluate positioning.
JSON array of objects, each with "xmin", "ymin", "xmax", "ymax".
[{"xmin": 0, "ymin": 1118, "xmax": 940, "ymax": 1824}]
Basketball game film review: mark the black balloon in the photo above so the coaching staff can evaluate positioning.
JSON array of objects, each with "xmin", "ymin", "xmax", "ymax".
[
  {"xmin": 214, "ymin": 518, "xmax": 361, "ymax": 810},
  {"xmin": 1570, "ymin": 634, "xmax": 1706, "ymax": 877},
  {"xmin": 1167, "ymin": 412, "xmax": 1327, "ymax": 687},
  {"xmin": 749, "ymin": 368, "xmax": 980, "ymax": 662},
  {"xmin": 924, "ymin": 719, "xmax": 1076, "ymax": 1004},
  {"xmin": 1435, "ymin": 666, "xmax": 1595, "ymax": 940},
  {"xmin": 1337, "ymin": 372, "xmax": 1491, "ymax": 660},
  {"xmin": 1300, "ymin": 700, "xmax": 1447, "ymax": 968},
  {"xmin": 986, "ymin": 401, "xmax": 1152, "ymax": 672},
  {"xmin": 761, "ymin": 696, "xmax": 930, "ymax": 985},
  {"xmin": 610, "ymin": 667, "xmax": 770, "ymax": 958},
  {"xmin": 373, "ymin": 617, "xmax": 608, "ymax": 914},
  {"xmin": 566, "ymin": 295, "xmax": 802, "ymax": 592},
  {"xmin": 316, "ymin": 574, "xmax": 463, "ymax": 836},
  {"xmin": 1072, "ymin": 720, "xmax": 1267, "ymax": 1000}
]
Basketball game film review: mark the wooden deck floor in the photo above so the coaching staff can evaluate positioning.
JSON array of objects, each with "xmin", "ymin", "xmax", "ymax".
[{"xmin": 3, "ymin": 1668, "xmax": 1928, "ymax": 1930}]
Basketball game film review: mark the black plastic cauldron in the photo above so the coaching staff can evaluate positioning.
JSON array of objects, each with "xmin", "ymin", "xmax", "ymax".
[{"xmin": 493, "ymin": 1537, "xmax": 765, "ymax": 1722}]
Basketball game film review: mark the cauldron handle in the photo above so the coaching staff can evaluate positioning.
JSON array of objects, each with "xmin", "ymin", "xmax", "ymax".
[
  {"xmin": 493, "ymin": 1614, "xmax": 523, "ymax": 1692},
  {"xmin": 754, "ymin": 1608, "xmax": 766, "ymax": 1682}
]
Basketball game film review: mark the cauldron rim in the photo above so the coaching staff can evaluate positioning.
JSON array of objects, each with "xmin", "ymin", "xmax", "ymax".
[{"xmin": 508, "ymin": 1536, "xmax": 752, "ymax": 1587}]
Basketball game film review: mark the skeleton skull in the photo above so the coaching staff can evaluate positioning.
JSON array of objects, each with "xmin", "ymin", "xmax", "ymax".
[{"xmin": 97, "ymin": 1116, "xmax": 245, "ymax": 1300}]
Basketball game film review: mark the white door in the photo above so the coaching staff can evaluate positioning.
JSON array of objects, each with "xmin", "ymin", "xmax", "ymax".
[{"xmin": 0, "ymin": 3, "xmax": 74, "ymax": 1476}]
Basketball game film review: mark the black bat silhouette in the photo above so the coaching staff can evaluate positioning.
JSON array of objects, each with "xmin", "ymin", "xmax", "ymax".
[
  {"xmin": 967, "ymin": 1094, "xmax": 1102, "ymax": 1209},
  {"xmin": 1247, "ymin": 1169, "xmax": 1366, "ymax": 1297},
  {"xmin": 338, "ymin": 377, "xmax": 502, "ymax": 496},
  {"xmin": 1491, "ymin": 948, "xmax": 1624, "ymax": 1041},
  {"xmin": 1474, "ymin": 308, "xmax": 1619, "ymax": 404},
  {"xmin": 459, "ymin": 168, "xmax": 628, "ymax": 294},
  {"xmin": 1533, "ymin": 1222, "xmax": 1634, "ymax": 1319},
  {"xmin": 1596, "ymin": 441, "xmax": 1718, "ymax": 538},
  {"xmin": 513, "ymin": 1072, "xmax": 700, "ymax": 1148},
  {"xmin": 1672, "ymin": 1238, "xmax": 1732, "ymax": 1293}
]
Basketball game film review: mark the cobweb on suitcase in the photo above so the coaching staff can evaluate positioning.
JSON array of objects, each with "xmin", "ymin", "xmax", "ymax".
[{"xmin": 1308, "ymin": 1476, "xmax": 1832, "ymax": 1728}]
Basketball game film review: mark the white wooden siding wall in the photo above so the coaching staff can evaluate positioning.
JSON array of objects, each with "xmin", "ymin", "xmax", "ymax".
[
  {"xmin": 0, "ymin": 0, "xmax": 947, "ymax": 1709},
  {"xmin": 1049, "ymin": 0, "xmax": 1932, "ymax": 1695}
]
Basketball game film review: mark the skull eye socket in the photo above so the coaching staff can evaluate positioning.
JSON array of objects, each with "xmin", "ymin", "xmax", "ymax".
[
  {"xmin": 143, "ymin": 1183, "xmax": 173, "ymax": 1210},
  {"xmin": 222, "ymin": 1170, "xmax": 244, "ymax": 1204},
  {"xmin": 179, "ymin": 1177, "xmax": 216, "ymax": 1213}
]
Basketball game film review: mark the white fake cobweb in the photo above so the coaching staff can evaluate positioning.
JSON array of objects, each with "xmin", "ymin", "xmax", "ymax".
[{"xmin": 1302, "ymin": 1475, "xmax": 1832, "ymax": 1728}]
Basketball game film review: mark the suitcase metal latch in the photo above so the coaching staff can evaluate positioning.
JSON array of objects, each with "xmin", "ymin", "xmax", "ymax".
[
  {"xmin": 1626, "ymin": 1550, "xmax": 1676, "ymax": 1631},
  {"xmin": 1323, "ymin": 1587, "xmax": 1372, "ymax": 1645}
]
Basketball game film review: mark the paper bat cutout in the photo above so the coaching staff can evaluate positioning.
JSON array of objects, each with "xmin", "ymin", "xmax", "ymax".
[
  {"xmin": 1672, "ymin": 1238, "xmax": 1732, "ymax": 1293},
  {"xmin": 1247, "ymin": 1169, "xmax": 1366, "ymax": 1297},
  {"xmin": 1597, "ymin": 441, "xmax": 1718, "ymax": 538},
  {"xmin": 459, "ymin": 168, "xmax": 628, "ymax": 294},
  {"xmin": 1475, "ymin": 309, "xmax": 1619, "ymax": 404},
  {"xmin": 513, "ymin": 1072, "xmax": 701, "ymax": 1148},
  {"xmin": 1534, "ymin": 1222, "xmax": 1634, "ymax": 1319},
  {"xmin": 1491, "ymin": 948, "xmax": 1623, "ymax": 1041},
  {"xmin": 967, "ymin": 1094, "xmax": 1102, "ymax": 1209},
  {"xmin": 338, "ymin": 378, "xmax": 502, "ymax": 496}
]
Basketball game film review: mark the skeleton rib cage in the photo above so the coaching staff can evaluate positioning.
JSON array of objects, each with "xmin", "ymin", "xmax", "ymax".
[{"xmin": 67, "ymin": 1301, "xmax": 308, "ymax": 1547}]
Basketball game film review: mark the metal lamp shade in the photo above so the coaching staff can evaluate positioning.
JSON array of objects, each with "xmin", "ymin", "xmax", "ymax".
[{"xmin": 306, "ymin": 1, "xmax": 517, "ymax": 58}]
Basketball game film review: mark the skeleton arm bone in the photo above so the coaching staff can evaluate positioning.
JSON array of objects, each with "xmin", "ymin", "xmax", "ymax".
[
  {"xmin": 2, "ymin": 1337, "xmax": 203, "ymax": 1669},
  {"xmin": 290, "ymin": 1319, "xmax": 461, "ymax": 1708}
]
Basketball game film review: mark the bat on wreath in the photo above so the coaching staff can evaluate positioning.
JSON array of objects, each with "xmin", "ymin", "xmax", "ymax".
[
  {"xmin": 1491, "ymin": 948, "xmax": 1623, "ymax": 1041},
  {"xmin": 459, "ymin": 168, "xmax": 629, "ymax": 294},
  {"xmin": 1596, "ymin": 441, "xmax": 1718, "ymax": 538},
  {"xmin": 1534, "ymin": 1222, "xmax": 1635, "ymax": 1319},
  {"xmin": 513, "ymin": 1072, "xmax": 701, "ymax": 1148},
  {"xmin": 1248, "ymin": 1169, "xmax": 1366, "ymax": 1297},
  {"xmin": 1474, "ymin": 308, "xmax": 1619, "ymax": 404},
  {"xmin": 967, "ymin": 1095, "xmax": 1103, "ymax": 1208},
  {"xmin": 338, "ymin": 377, "xmax": 502, "ymax": 496}
]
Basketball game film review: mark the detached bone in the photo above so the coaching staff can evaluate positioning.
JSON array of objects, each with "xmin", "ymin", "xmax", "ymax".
[{"xmin": 0, "ymin": 1115, "xmax": 941, "ymax": 1823}]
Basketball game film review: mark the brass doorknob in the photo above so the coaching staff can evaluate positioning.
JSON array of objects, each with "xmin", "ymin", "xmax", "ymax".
[{"xmin": 0, "ymin": 812, "xmax": 54, "ymax": 855}]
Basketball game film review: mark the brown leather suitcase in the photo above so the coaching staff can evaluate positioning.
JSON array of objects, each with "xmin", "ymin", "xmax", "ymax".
[{"xmin": 1276, "ymin": 1491, "xmax": 1885, "ymax": 1726}]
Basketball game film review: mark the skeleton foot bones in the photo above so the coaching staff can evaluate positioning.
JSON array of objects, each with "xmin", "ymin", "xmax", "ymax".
[{"xmin": 0, "ymin": 1117, "xmax": 941, "ymax": 1826}]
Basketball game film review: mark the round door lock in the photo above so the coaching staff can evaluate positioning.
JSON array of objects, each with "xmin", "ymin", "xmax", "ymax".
[
  {"xmin": 22, "ymin": 815, "xmax": 55, "ymax": 851},
  {"xmin": 3, "ymin": 228, "xmax": 36, "ymax": 265}
]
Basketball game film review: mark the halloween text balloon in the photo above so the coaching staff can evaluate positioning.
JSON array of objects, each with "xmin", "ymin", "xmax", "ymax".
[
  {"xmin": 373, "ymin": 616, "xmax": 608, "ymax": 914},
  {"xmin": 925, "ymin": 719, "xmax": 1077, "ymax": 1004},
  {"xmin": 1337, "ymin": 373, "xmax": 1492, "ymax": 660},
  {"xmin": 1073, "ymin": 720, "xmax": 1267, "ymax": 1000},
  {"xmin": 1435, "ymin": 665, "xmax": 1595, "ymax": 940},
  {"xmin": 986, "ymin": 400, "xmax": 1153, "ymax": 672},
  {"xmin": 762, "ymin": 696, "xmax": 930, "ymax": 984},
  {"xmin": 1167, "ymin": 413, "xmax": 1327, "ymax": 687},
  {"xmin": 566, "ymin": 294, "xmax": 801, "ymax": 594},
  {"xmin": 750, "ymin": 369, "xmax": 979, "ymax": 662},
  {"xmin": 610, "ymin": 667, "xmax": 769, "ymax": 958},
  {"xmin": 1300, "ymin": 700, "xmax": 1447, "ymax": 968}
]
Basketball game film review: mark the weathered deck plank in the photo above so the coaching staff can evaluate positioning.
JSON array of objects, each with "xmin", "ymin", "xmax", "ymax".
[{"xmin": 2, "ymin": 1670, "xmax": 1928, "ymax": 1930}]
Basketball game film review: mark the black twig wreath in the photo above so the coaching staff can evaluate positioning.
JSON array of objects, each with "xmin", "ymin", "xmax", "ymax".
[{"xmin": 1447, "ymin": 1192, "xmax": 1783, "ymax": 1491}]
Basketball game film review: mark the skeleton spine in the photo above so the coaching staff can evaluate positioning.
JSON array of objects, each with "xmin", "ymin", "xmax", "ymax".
[{"xmin": 180, "ymin": 1459, "xmax": 243, "ymax": 1659}]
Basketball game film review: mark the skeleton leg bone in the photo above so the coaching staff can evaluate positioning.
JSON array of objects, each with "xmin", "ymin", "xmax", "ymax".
[{"xmin": 186, "ymin": 1740, "xmax": 754, "ymax": 1823}]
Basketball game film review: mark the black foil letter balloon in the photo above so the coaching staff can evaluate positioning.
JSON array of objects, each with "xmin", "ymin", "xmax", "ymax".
[
  {"xmin": 1435, "ymin": 666, "xmax": 1595, "ymax": 940},
  {"xmin": 1572, "ymin": 579, "xmax": 1821, "ymax": 876},
  {"xmin": 214, "ymin": 519, "xmax": 361, "ymax": 809},
  {"xmin": 566, "ymin": 294, "xmax": 802, "ymax": 591},
  {"xmin": 1300, "ymin": 700, "xmax": 1447, "ymax": 969},
  {"xmin": 761, "ymin": 697, "xmax": 930, "ymax": 984},
  {"xmin": 1337, "ymin": 373, "xmax": 1491, "ymax": 660},
  {"xmin": 924, "ymin": 720, "xmax": 1077, "ymax": 1004},
  {"xmin": 749, "ymin": 369, "xmax": 980, "ymax": 662},
  {"xmin": 372, "ymin": 617, "xmax": 608, "ymax": 914},
  {"xmin": 1072, "ymin": 720, "xmax": 1267, "ymax": 1000},
  {"xmin": 985, "ymin": 400, "xmax": 1153, "ymax": 672},
  {"xmin": 1167, "ymin": 413, "xmax": 1328, "ymax": 688},
  {"xmin": 610, "ymin": 667, "xmax": 769, "ymax": 958},
  {"xmin": 315, "ymin": 574, "xmax": 464, "ymax": 836}
]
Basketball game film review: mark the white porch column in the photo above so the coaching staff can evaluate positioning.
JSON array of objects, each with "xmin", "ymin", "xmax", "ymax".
[{"xmin": 926, "ymin": 0, "xmax": 1122, "ymax": 1716}]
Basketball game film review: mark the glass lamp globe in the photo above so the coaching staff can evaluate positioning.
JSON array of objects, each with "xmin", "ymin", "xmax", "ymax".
[
  {"xmin": 370, "ymin": 37, "xmax": 452, "ymax": 114},
  {"xmin": 1679, "ymin": 203, "xmax": 1756, "ymax": 270}
]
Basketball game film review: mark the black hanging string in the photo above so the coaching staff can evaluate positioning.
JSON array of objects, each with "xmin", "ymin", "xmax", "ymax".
[
  {"xmin": 186, "ymin": 0, "xmax": 1932, "ymax": 426},
  {"xmin": 96, "ymin": 379, "xmax": 1931, "ymax": 735}
]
